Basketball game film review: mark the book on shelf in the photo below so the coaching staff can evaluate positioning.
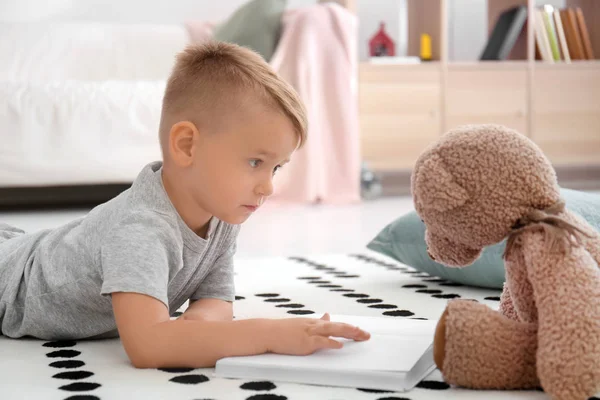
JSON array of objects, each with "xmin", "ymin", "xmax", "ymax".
[
  {"xmin": 553, "ymin": 8, "xmax": 571, "ymax": 63},
  {"xmin": 575, "ymin": 7, "xmax": 595, "ymax": 59},
  {"xmin": 481, "ymin": 4, "xmax": 595, "ymax": 63},
  {"xmin": 541, "ymin": 5, "xmax": 561, "ymax": 61},
  {"xmin": 214, "ymin": 314, "xmax": 439, "ymax": 392},
  {"xmin": 480, "ymin": 5, "xmax": 528, "ymax": 60},
  {"xmin": 535, "ymin": 5, "xmax": 595, "ymax": 62}
]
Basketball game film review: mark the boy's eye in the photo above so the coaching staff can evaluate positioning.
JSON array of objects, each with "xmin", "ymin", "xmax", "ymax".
[{"xmin": 249, "ymin": 159, "xmax": 262, "ymax": 168}]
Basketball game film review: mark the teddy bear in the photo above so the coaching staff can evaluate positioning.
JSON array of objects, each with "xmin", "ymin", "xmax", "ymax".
[{"xmin": 410, "ymin": 124, "xmax": 600, "ymax": 400}]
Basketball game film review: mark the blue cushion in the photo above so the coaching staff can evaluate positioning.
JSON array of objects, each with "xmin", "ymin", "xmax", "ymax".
[{"xmin": 367, "ymin": 189, "xmax": 600, "ymax": 289}]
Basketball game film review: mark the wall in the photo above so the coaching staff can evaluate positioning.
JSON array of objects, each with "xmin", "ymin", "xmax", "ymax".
[
  {"xmin": 0, "ymin": 0, "xmax": 407, "ymax": 61},
  {"xmin": 0, "ymin": 0, "xmax": 568, "ymax": 62}
]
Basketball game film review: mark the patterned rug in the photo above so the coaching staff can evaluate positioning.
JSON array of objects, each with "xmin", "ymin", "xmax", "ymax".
[{"xmin": 0, "ymin": 252, "xmax": 567, "ymax": 400}]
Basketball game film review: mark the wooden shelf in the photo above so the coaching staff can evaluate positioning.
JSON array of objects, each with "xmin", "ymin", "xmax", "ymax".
[
  {"xmin": 358, "ymin": 0, "xmax": 600, "ymax": 171},
  {"xmin": 446, "ymin": 61, "xmax": 529, "ymax": 70}
]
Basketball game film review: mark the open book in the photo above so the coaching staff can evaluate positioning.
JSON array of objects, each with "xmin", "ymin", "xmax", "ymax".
[{"xmin": 214, "ymin": 314, "xmax": 439, "ymax": 392}]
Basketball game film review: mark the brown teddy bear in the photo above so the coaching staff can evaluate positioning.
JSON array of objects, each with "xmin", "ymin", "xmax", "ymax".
[{"xmin": 410, "ymin": 124, "xmax": 600, "ymax": 400}]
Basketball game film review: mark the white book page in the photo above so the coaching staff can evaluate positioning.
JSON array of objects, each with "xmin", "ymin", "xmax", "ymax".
[{"xmin": 218, "ymin": 315, "xmax": 437, "ymax": 373}]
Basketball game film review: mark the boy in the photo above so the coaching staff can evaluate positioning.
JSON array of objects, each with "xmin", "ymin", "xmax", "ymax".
[{"xmin": 0, "ymin": 42, "xmax": 370, "ymax": 368}]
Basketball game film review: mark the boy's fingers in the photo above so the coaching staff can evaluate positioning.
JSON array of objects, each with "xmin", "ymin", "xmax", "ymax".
[
  {"xmin": 312, "ymin": 335, "xmax": 343, "ymax": 350},
  {"xmin": 320, "ymin": 313, "xmax": 330, "ymax": 321},
  {"xmin": 309, "ymin": 322, "xmax": 370, "ymax": 340}
]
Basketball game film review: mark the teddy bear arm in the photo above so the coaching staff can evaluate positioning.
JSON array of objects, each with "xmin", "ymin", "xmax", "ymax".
[
  {"xmin": 498, "ymin": 283, "xmax": 520, "ymax": 321},
  {"xmin": 522, "ymin": 230, "xmax": 600, "ymax": 400}
]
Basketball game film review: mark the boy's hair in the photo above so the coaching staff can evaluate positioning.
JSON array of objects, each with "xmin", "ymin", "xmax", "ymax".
[{"xmin": 159, "ymin": 41, "xmax": 307, "ymax": 157}]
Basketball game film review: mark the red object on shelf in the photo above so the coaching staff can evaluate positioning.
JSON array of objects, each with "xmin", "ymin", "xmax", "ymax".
[{"xmin": 369, "ymin": 22, "xmax": 395, "ymax": 57}]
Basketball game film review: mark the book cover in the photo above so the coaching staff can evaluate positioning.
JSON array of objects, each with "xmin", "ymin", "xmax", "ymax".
[
  {"xmin": 561, "ymin": 8, "xmax": 586, "ymax": 60},
  {"xmin": 535, "ymin": 9, "xmax": 554, "ymax": 62},
  {"xmin": 554, "ymin": 9, "xmax": 571, "ymax": 63},
  {"xmin": 480, "ymin": 5, "xmax": 528, "ymax": 61},
  {"xmin": 542, "ymin": 6, "xmax": 561, "ymax": 61},
  {"xmin": 575, "ymin": 7, "xmax": 595, "ymax": 60},
  {"xmin": 214, "ymin": 315, "xmax": 438, "ymax": 392}
]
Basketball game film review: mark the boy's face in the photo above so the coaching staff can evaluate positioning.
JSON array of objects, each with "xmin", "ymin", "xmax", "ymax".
[{"xmin": 186, "ymin": 102, "xmax": 299, "ymax": 225}]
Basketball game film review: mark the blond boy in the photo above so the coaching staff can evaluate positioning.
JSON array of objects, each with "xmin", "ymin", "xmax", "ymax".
[{"xmin": 0, "ymin": 42, "xmax": 369, "ymax": 368}]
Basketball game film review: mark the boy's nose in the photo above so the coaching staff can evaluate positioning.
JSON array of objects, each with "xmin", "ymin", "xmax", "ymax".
[{"xmin": 257, "ymin": 177, "xmax": 274, "ymax": 197}]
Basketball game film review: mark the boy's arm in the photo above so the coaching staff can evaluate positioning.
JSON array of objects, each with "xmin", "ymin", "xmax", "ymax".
[
  {"xmin": 112, "ymin": 292, "xmax": 370, "ymax": 369},
  {"xmin": 181, "ymin": 298, "xmax": 233, "ymax": 321}
]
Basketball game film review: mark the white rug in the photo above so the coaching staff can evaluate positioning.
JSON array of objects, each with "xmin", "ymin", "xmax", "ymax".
[{"xmin": 0, "ymin": 252, "xmax": 564, "ymax": 400}]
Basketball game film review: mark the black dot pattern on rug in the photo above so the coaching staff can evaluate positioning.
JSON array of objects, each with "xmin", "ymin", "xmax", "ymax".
[
  {"xmin": 369, "ymin": 304, "xmax": 397, "ymax": 309},
  {"xmin": 416, "ymin": 289, "xmax": 443, "ymax": 294},
  {"xmin": 357, "ymin": 298, "xmax": 383, "ymax": 304},
  {"xmin": 288, "ymin": 310, "xmax": 315, "ymax": 315},
  {"xmin": 349, "ymin": 254, "xmax": 405, "ymax": 271},
  {"xmin": 235, "ymin": 295, "xmax": 246, "ymax": 300},
  {"xmin": 384, "ymin": 310, "xmax": 415, "ymax": 317},
  {"xmin": 376, "ymin": 397, "xmax": 411, "ymax": 400},
  {"xmin": 50, "ymin": 360, "xmax": 85, "ymax": 369},
  {"xmin": 416, "ymin": 380, "xmax": 451, "ymax": 390},
  {"xmin": 43, "ymin": 341, "xmax": 77, "ymax": 348},
  {"xmin": 64, "ymin": 396, "xmax": 101, "ymax": 400},
  {"xmin": 294, "ymin": 256, "xmax": 426, "ymax": 320},
  {"xmin": 245, "ymin": 395, "xmax": 288, "ymax": 400},
  {"xmin": 485, "ymin": 296, "xmax": 501, "ymax": 301},
  {"xmin": 432, "ymin": 294, "xmax": 461, "ymax": 299},
  {"xmin": 357, "ymin": 388, "xmax": 394, "ymax": 393},
  {"xmin": 264, "ymin": 298, "xmax": 290, "ymax": 303},
  {"xmin": 276, "ymin": 303, "xmax": 305, "ymax": 308},
  {"xmin": 290, "ymin": 256, "xmax": 359, "ymax": 278},
  {"xmin": 47, "ymin": 350, "xmax": 81, "ymax": 359},
  {"xmin": 158, "ymin": 367, "xmax": 195, "ymax": 373},
  {"xmin": 256, "ymin": 293, "xmax": 280, "ymax": 297},
  {"xmin": 411, "ymin": 317, "xmax": 428, "ymax": 320},
  {"xmin": 402, "ymin": 284, "xmax": 427, "ymax": 289},
  {"xmin": 169, "ymin": 374, "xmax": 210, "ymax": 384},
  {"xmin": 172, "ymin": 311, "xmax": 183, "ymax": 318},
  {"xmin": 52, "ymin": 371, "xmax": 94, "ymax": 380},
  {"xmin": 59, "ymin": 382, "xmax": 101, "ymax": 392},
  {"xmin": 240, "ymin": 381, "xmax": 277, "ymax": 391}
]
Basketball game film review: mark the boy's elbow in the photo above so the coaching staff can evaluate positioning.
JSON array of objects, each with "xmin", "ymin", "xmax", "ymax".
[
  {"xmin": 127, "ymin": 345, "xmax": 161, "ymax": 369},
  {"xmin": 121, "ymin": 328, "xmax": 163, "ymax": 369}
]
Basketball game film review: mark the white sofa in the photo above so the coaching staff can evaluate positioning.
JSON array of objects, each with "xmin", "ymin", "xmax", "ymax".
[{"xmin": 0, "ymin": 22, "xmax": 187, "ymax": 188}]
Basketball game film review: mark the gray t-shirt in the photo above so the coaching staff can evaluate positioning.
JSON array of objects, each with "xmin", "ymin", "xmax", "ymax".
[{"xmin": 0, "ymin": 161, "xmax": 240, "ymax": 340}]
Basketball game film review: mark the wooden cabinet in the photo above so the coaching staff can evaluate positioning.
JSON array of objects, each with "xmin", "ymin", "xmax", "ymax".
[
  {"xmin": 358, "ymin": 0, "xmax": 600, "ymax": 171},
  {"xmin": 532, "ymin": 63, "xmax": 600, "ymax": 165},
  {"xmin": 359, "ymin": 63, "xmax": 442, "ymax": 170},
  {"xmin": 445, "ymin": 63, "xmax": 528, "ymax": 135}
]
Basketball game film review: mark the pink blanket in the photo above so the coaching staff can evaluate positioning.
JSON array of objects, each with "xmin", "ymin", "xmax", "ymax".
[{"xmin": 186, "ymin": 3, "xmax": 361, "ymax": 204}]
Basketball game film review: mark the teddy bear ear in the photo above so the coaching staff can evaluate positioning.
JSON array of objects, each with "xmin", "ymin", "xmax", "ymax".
[{"xmin": 413, "ymin": 153, "xmax": 470, "ymax": 213}]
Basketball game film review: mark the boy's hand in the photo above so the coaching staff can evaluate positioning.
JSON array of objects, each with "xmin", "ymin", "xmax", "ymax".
[{"xmin": 265, "ymin": 313, "xmax": 370, "ymax": 356}]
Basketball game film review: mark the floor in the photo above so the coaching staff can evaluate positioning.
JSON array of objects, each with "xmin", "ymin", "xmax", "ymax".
[{"xmin": 0, "ymin": 196, "xmax": 415, "ymax": 259}]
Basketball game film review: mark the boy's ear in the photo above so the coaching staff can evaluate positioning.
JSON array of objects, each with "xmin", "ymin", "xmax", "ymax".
[{"xmin": 169, "ymin": 121, "xmax": 200, "ymax": 167}]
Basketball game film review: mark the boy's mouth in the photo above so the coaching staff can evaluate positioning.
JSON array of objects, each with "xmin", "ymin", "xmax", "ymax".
[{"xmin": 242, "ymin": 205, "xmax": 259, "ymax": 212}]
